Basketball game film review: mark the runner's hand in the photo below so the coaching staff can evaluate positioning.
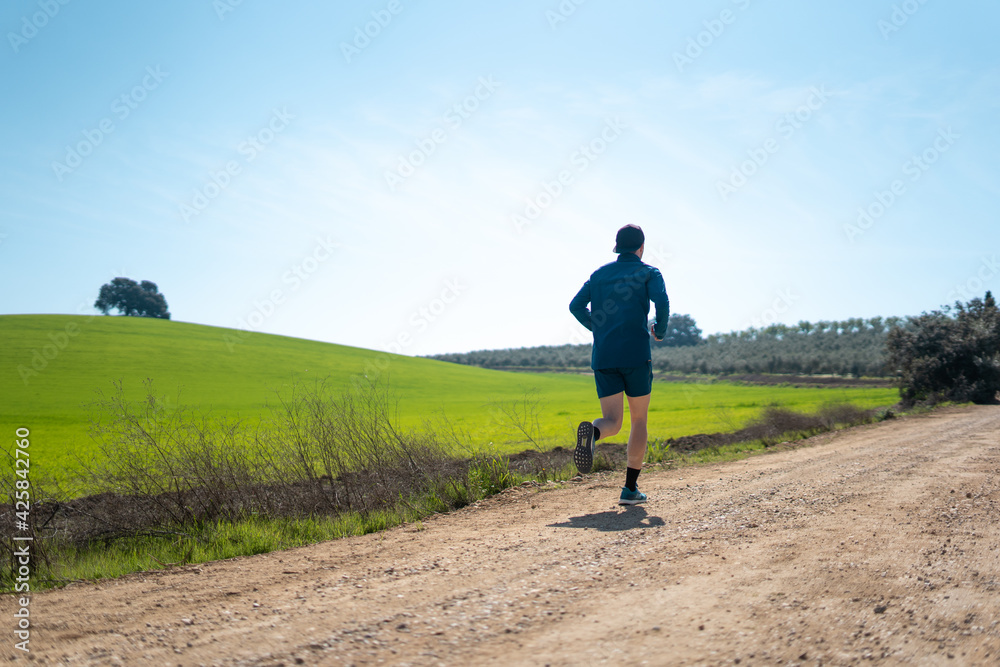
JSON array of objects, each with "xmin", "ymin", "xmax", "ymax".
[{"xmin": 651, "ymin": 324, "xmax": 663, "ymax": 342}]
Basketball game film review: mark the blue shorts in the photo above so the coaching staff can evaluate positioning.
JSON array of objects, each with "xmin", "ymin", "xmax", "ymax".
[{"xmin": 594, "ymin": 361, "xmax": 653, "ymax": 398}]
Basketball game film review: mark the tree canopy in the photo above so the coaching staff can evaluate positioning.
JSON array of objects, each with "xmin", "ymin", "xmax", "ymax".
[
  {"xmin": 887, "ymin": 292, "xmax": 1000, "ymax": 405},
  {"xmin": 651, "ymin": 313, "xmax": 703, "ymax": 348},
  {"xmin": 94, "ymin": 277, "xmax": 171, "ymax": 319}
]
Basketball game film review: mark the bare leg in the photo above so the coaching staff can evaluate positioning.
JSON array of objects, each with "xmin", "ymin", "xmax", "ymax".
[
  {"xmin": 625, "ymin": 393, "xmax": 651, "ymax": 469},
  {"xmin": 593, "ymin": 392, "xmax": 624, "ymax": 440}
]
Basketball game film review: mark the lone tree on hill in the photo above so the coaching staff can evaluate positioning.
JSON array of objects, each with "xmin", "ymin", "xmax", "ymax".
[
  {"xmin": 887, "ymin": 291, "xmax": 1000, "ymax": 405},
  {"xmin": 95, "ymin": 278, "xmax": 171, "ymax": 319}
]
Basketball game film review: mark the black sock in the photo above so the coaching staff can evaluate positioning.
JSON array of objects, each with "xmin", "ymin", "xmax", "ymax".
[
  {"xmin": 625, "ymin": 467, "xmax": 640, "ymax": 492},
  {"xmin": 593, "ymin": 426, "xmax": 601, "ymax": 441}
]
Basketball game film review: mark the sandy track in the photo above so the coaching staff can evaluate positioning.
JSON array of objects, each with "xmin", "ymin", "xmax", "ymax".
[{"xmin": 4, "ymin": 405, "xmax": 1000, "ymax": 666}]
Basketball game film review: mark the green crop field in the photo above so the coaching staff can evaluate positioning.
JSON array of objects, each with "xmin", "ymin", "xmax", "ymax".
[{"xmin": 1, "ymin": 315, "xmax": 899, "ymax": 489}]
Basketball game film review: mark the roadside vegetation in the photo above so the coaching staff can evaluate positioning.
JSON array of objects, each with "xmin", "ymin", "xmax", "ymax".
[
  {"xmin": 887, "ymin": 292, "xmax": 1000, "ymax": 406},
  {"xmin": 2, "ymin": 380, "xmax": 895, "ymax": 590},
  {"xmin": 1, "ymin": 379, "xmax": 521, "ymax": 588}
]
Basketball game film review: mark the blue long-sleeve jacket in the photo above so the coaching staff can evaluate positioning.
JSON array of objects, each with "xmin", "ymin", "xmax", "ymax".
[{"xmin": 569, "ymin": 253, "xmax": 670, "ymax": 370}]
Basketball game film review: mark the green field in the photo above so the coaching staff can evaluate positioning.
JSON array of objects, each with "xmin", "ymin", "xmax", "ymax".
[{"xmin": 1, "ymin": 315, "xmax": 899, "ymax": 488}]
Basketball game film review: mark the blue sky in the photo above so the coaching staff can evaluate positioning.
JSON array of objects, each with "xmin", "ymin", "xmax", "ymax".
[{"xmin": 2, "ymin": 0, "xmax": 998, "ymax": 356}]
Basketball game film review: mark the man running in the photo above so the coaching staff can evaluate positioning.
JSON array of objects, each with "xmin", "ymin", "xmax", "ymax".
[{"xmin": 569, "ymin": 224, "xmax": 670, "ymax": 505}]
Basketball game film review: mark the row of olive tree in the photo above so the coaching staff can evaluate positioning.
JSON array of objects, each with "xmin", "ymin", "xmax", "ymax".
[
  {"xmin": 431, "ymin": 314, "xmax": 893, "ymax": 377},
  {"xmin": 655, "ymin": 316, "xmax": 895, "ymax": 376}
]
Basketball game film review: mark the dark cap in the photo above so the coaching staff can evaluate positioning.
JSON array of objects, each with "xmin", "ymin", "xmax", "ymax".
[{"xmin": 613, "ymin": 224, "xmax": 645, "ymax": 253}]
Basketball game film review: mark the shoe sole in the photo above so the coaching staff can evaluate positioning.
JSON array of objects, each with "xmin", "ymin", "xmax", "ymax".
[
  {"xmin": 574, "ymin": 422, "xmax": 594, "ymax": 474},
  {"xmin": 618, "ymin": 496, "xmax": 647, "ymax": 506}
]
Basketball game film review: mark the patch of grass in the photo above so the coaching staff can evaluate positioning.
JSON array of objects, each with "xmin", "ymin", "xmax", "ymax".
[
  {"xmin": 644, "ymin": 439, "xmax": 672, "ymax": 464},
  {"xmin": 468, "ymin": 455, "xmax": 518, "ymax": 497},
  {"xmin": 905, "ymin": 400, "xmax": 967, "ymax": 414},
  {"xmin": 673, "ymin": 439, "xmax": 769, "ymax": 466},
  {"xmin": 37, "ymin": 510, "xmax": 418, "ymax": 584},
  {"xmin": 592, "ymin": 452, "xmax": 616, "ymax": 473},
  {"xmin": 649, "ymin": 401, "xmax": 923, "ymax": 469},
  {"xmin": 535, "ymin": 481, "xmax": 568, "ymax": 493}
]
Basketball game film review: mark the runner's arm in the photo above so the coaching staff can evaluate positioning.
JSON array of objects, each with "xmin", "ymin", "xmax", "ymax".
[
  {"xmin": 569, "ymin": 281, "xmax": 593, "ymax": 331},
  {"xmin": 648, "ymin": 269, "xmax": 670, "ymax": 340}
]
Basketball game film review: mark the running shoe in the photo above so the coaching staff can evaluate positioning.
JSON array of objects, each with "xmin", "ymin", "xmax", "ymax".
[
  {"xmin": 574, "ymin": 421, "xmax": 595, "ymax": 474},
  {"xmin": 618, "ymin": 487, "xmax": 647, "ymax": 505}
]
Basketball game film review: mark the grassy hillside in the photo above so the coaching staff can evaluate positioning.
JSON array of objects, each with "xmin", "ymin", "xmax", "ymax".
[{"xmin": 1, "ymin": 315, "xmax": 899, "ymax": 486}]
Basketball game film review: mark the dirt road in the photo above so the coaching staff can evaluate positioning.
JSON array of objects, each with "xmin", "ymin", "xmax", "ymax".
[{"xmin": 5, "ymin": 405, "xmax": 1000, "ymax": 665}]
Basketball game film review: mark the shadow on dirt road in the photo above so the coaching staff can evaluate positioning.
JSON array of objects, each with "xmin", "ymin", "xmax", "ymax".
[{"xmin": 547, "ymin": 506, "xmax": 666, "ymax": 531}]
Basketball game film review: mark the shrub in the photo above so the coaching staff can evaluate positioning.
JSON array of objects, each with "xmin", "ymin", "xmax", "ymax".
[
  {"xmin": 887, "ymin": 292, "xmax": 1000, "ymax": 406},
  {"xmin": 741, "ymin": 406, "xmax": 825, "ymax": 445}
]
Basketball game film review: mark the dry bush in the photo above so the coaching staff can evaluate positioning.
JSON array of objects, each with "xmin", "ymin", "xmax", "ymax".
[
  {"xmin": 78, "ymin": 380, "xmax": 289, "ymax": 537},
  {"xmin": 8, "ymin": 378, "xmax": 474, "ymax": 553},
  {"xmin": 816, "ymin": 403, "xmax": 873, "ymax": 428},
  {"xmin": 663, "ymin": 402, "xmax": 877, "ymax": 453},
  {"xmin": 261, "ymin": 378, "xmax": 467, "ymax": 513},
  {"xmin": 741, "ymin": 404, "xmax": 876, "ymax": 446},
  {"xmin": 741, "ymin": 407, "xmax": 825, "ymax": 443}
]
